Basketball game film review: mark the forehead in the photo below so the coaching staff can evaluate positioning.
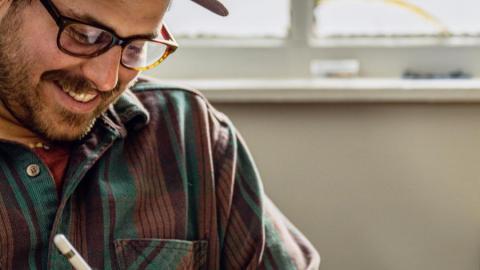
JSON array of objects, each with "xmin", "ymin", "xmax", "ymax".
[{"xmin": 55, "ymin": 0, "xmax": 171, "ymax": 37}]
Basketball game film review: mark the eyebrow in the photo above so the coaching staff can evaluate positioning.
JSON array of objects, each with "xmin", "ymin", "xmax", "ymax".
[{"xmin": 64, "ymin": 7, "xmax": 159, "ymax": 40}]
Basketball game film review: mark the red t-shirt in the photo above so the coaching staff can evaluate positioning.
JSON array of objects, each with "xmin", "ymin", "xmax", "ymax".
[{"xmin": 33, "ymin": 144, "xmax": 71, "ymax": 194}]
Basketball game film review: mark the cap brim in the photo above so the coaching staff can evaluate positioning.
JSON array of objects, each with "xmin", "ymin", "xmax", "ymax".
[{"xmin": 191, "ymin": 0, "xmax": 229, "ymax": 16}]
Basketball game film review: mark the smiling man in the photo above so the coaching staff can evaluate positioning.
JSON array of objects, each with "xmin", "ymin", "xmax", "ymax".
[{"xmin": 0, "ymin": 0, "xmax": 319, "ymax": 269}]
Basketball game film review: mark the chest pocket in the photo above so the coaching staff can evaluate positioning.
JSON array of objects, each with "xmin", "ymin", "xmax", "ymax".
[{"xmin": 114, "ymin": 239, "xmax": 208, "ymax": 270}]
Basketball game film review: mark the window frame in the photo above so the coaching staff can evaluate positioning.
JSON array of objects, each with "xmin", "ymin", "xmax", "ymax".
[{"xmin": 147, "ymin": 0, "xmax": 480, "ymax": 80}]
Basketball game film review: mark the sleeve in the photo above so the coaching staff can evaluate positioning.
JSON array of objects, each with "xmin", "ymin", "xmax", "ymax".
[{"xmin": 210, "ymin": 109, "xmax": 320, "ymax": 270}]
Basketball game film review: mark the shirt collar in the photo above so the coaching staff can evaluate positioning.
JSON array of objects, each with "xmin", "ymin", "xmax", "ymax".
[
  {"xmin": 94, "ymin": 83, "xmax": 150, "ymax": 140},
  {"xmin": 111, "ymin": 87, "xmax": 150, "ymax": 132}
]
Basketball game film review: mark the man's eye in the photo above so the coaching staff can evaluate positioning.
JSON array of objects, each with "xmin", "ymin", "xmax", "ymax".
[
  {"xmin": 64, "ymin": 26, "xmax": 111, "ymax": 45},
  {"xmin": 127, "ymin": 44, "xmax": 145, "ymax": 55},
  {"xmin": 124, "ymin": 46, "xmax": 148, "ymax": 63},
  {"xmin": 65, "ymin": 28, "xmax": 92, "ymax": 44}
]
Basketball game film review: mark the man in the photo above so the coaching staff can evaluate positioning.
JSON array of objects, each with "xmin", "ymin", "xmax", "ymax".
[{"xmin": 0, "ymin": 0, "xmax": 320, "ymax": 269}]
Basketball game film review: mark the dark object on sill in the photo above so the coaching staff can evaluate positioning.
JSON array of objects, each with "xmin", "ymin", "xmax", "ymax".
[{"xmin": 403, "ymin": 70, "xmax": 472, "ymax": 79}]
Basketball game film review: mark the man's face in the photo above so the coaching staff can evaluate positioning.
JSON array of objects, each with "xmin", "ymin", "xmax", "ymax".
[{"xmin": 0, "ymin": 0, "xmax": 170, "ymax": 141}]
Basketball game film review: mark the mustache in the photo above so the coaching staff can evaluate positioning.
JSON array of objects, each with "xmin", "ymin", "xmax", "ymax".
[{"xmin": 41, "ymin": 70, "xmax": 121, "ymax": 99}]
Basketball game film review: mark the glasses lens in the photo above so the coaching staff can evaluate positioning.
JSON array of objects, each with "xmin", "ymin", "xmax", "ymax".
[
  {"xmin": 121, "ymin": 40, "xmax": 171, "ymax": 70},
  {"xmin": 60, "ymin": 23, "xmax": 113, "ymax": 56}
]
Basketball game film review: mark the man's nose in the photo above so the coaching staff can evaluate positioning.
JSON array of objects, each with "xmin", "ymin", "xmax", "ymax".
[{"xmin": 81, "ymin": 47, "xmax": 122, "ymax": 92}]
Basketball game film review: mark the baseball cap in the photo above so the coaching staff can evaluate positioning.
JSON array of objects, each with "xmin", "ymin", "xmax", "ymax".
[{"xmin": 191, "ymin": 0, "xmax": 229, "ymax": 16}]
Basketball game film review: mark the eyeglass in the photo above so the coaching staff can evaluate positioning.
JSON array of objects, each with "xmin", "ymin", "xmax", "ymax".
[{"xmin": 39, "ymin": 0, "xmax": 178, "ymax": 71}]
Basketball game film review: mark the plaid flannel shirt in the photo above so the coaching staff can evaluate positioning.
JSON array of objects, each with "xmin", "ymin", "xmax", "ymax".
[{"xmin": 0, "ymin": 79, "xmax": 320, "ymax": 269}]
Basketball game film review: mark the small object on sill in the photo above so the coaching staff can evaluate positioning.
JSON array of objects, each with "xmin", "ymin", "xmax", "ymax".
[
  {"xmin": 310, "ymin": 59, "xmax": 360, "ymax": 78},
  {"xmin": 402, "ymin": 70, "xmax": 472, "ymax": 79}
]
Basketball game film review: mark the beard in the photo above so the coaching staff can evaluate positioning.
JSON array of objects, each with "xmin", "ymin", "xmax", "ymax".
[{"xmin": 0, "ymin": 5, "xmax": 125, "ymax": 142}]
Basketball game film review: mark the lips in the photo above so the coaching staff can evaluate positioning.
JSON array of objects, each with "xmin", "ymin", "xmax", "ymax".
[
  {"xmin": 63, "ymin": 89, "xmax": 97, "ymax": 103},
  {"xmin": 51, "ymin": 81, "xmax": 101, "ymax": 114},
  {"xmin": 55, "ymin": 81, "xmax": 98, "ymax": 103}
]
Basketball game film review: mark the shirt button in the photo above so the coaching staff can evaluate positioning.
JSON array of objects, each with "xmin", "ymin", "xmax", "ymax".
[{"xmin": 26, "ymin": 164, "xmax": 41, "ymax": 177}]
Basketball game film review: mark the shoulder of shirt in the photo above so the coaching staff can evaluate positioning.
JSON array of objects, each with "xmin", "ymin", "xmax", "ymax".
[
  {"xmin": 132, "ymin": 76, "xmax": 205, "ymax": 99},
  {"xmin": 120, "ymin": 76, "xmax": 232, "ymax": 129}
]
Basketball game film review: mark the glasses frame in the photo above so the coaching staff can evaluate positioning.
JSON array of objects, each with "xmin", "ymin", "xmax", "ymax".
[{"xmin": 39, "ymin": 0, "xmax": 178, "ymax": 71}]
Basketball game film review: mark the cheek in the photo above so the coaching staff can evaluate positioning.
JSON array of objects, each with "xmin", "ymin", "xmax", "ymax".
[
  {"xmin": 20, "ymin": 7, "xmax": 81, "ymax": 81},
  {"xmin": 119, "ymin": 68, "xmax": 140, "ymax": 88},
  {"xmin": 25, "ymin": 35, "xmax": 79, "ymax": 77}
]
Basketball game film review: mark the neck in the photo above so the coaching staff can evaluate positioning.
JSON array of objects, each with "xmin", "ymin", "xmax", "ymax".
[{"xmin": 0, "ymin": 99, "xmax": 48, "ymax": 147}]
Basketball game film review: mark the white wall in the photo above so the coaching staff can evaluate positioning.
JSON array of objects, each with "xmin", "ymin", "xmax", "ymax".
[{"xmin": 214, "ymin": 102, "xmax": 480, "ymax": 270}]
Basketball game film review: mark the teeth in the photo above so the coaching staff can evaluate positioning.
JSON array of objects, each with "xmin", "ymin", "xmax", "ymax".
[{"xmin": 61, "ymin": 86, "xmax": 97, "ymax": 103}]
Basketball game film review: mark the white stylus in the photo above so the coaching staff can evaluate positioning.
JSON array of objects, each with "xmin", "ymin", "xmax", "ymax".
[{"xmin": 53, "ymin": 234, "xmax": 92, "ymax": 270}]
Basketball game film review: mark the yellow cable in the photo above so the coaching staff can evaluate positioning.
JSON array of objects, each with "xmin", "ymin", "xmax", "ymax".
[{"xmin": 316, "ymin": 0, "xmax": 452, "ymax": 37}]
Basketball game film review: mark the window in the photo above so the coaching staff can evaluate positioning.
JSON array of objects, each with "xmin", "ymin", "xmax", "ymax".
[
  {"xmin": 165, "ymin": 0, "xmax": 290, "ymax": 38},
  {"xmin": 314, "ymin": 0, "xmax": 480, "ymax": 38},
  {"xmin": 147, "ymin": 0, "xmax": 480, "ymax": 80}
]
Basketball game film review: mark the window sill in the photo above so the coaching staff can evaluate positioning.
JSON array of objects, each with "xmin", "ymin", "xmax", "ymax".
[
  {"xmin": 310, "ymin": 36, "xmax": 480, "ymax": 48},
  {"xmin": 175, "ymin": 37, "xmax": 286, "ymax": 48},
  {"xmin": 157, "ymin": 78, "xmax": 480, "ymax": 103}
]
